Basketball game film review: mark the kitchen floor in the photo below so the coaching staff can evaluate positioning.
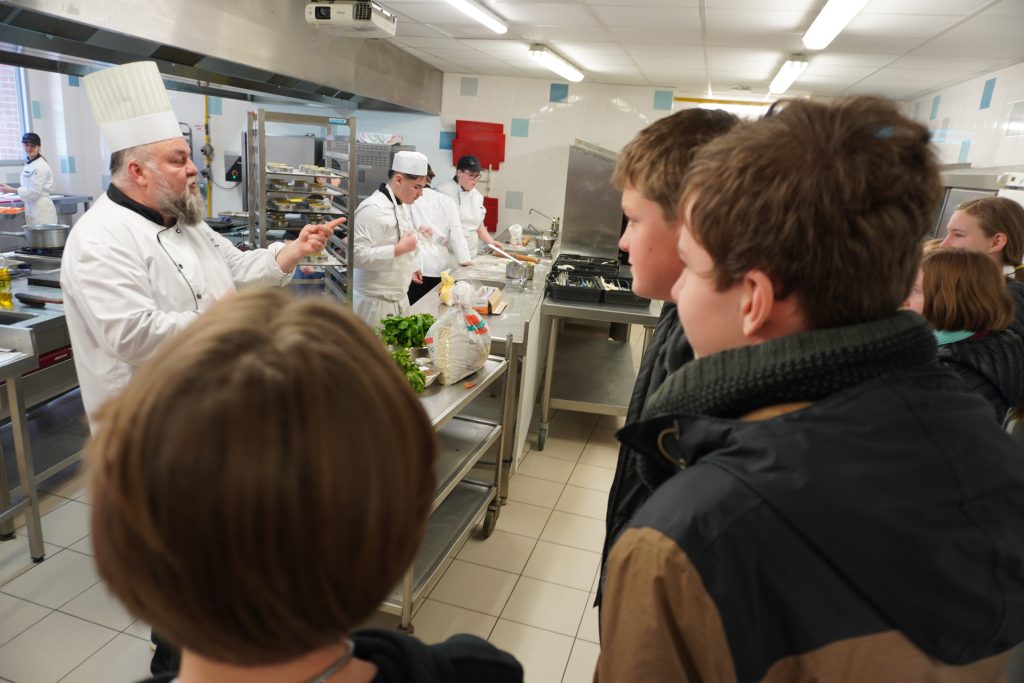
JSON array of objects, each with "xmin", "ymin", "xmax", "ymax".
[{"xmin": 0, "ymin": 333, "xmax": 645, "ymax": 683}]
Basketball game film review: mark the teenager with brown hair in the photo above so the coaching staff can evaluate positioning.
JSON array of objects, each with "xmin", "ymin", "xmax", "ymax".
[
  {"xmin": 922, "ymin": 248, "xmax": 1024, "ymax": 423},
  {"xmin": 599, "ymin": 107, "xmax": 739, "ymax": 609},
  {"xmin": 88, "ymin": 288, "xmax": 522, "ymax": 683},
  {"xmin": 597, "ymin": 96, "xmax": 1024, "ymax": 682}
]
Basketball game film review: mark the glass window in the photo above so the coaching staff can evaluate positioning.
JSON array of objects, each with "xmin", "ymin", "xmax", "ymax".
[{"xmin": 0, "ymin": 64, "xmax": 28, "ymax": 162}]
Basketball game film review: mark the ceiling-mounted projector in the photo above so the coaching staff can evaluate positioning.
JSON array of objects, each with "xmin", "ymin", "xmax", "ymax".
[{"xmin": 305, "ymin": 1, "xmax": 398, "ymax": 38}]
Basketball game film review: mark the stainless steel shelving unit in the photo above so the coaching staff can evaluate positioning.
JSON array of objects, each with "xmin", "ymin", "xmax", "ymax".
[
  {"xmin": 380, "ymin": 345, "xmax": 512, "ymax": 632},
  {"xmin": 245, "ymin": 109, "xmax": 357, "ymax": 303}
]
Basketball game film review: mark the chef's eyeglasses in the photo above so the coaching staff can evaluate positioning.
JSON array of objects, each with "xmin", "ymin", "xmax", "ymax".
[{"xmin": 459, "ymin": 170, "xmax": 481, "ymax": 179}]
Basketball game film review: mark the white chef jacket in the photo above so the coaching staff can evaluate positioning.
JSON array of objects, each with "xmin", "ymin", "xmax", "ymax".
[
  {"xmin": 410, "ymin": 188, "xmax": 471, "ymax": 277},
  {"xmin": 352, "ymin": 185, "xmax": 420, "ymax": 327},
  {"xmin": 60, "ymin": 189, "xmax": 292, "ymax": 429},
  {"xmin": 18, "ymin": 155, "xmax": 58, "ymax": 225},
  {"xmin": 435, "ymin": 179, "xmax": 486, "ymax": 256}
]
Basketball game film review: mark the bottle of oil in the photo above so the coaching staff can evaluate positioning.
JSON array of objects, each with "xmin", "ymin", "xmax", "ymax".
[{"xmin": 0, "ymin": 258, "xmax": 11, "ymax": 310}]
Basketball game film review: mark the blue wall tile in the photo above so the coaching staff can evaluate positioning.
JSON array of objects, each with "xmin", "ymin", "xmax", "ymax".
[
  {"xmin": 550, "ymin": 83, "xmax": 569, "ymax": 103},
  {"xmin": 510, "ymin": 118, "xmax": 529, "ymax": 137},
  {"xmin": 67, "ymin": 75, "xmax": 80, "ymax": 87},
  {"xmin": 439, "ymin": 131, "xmax": 455, "ymax": 150},
  {"xmin": 460, "ymin": 77, "xmax": 478, "ymax": 97},
  {"xmin": 653, "ymin": 90, "xmax": 673, "ymax": 111},
  {"xmin": 208, "ymin": 96, "xmax": 223, "ymax": 115},
  {"xmin": 59, "ymin": 156, "xmax": 68, "ymax": 174},
  {"xmin": 959, "ymin": 140, "xmax": 972, "ymax": 163},
  {"xmin": 929, "ymin": 95, "xmax": 941, "ymax": 121},
  {"xmin": 912, "ymin": 101, "xmax": 921, "ymax": 120},
  {"xmin": 30, "ymin": 100, "xmax": 41, "ymax": 119},
  {"xmin": 980, "ymin": 78, "xmax": 996, "ymax": 110},
  {"xmin": 505, "ymin": 191, "xmax": 523, "ymax": 210}
]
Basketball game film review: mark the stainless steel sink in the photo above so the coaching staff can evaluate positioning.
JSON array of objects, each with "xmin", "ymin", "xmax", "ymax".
[
  {"xmin": 472, "ymin": 279, "xmax": 506, "ymax": 291},
  {"xmin": 0, "ymin": 311, "xmax": 37, "ymax": 325}
]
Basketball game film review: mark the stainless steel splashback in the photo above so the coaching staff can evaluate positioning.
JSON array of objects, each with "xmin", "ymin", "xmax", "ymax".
[
  {"xmin": 0, "ymin": 0, "xmax": 442, "ymax": 114},
  {"xmin": 560, "ymin": 140, "xmax": 623, "ymax": 259}
]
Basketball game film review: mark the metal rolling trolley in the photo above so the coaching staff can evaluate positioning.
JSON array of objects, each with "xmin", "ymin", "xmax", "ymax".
[
  {"xmin": 536, "ymin": 298, "xmax": 661, "ymax": 450},
  {"xmin": 380, "ymin": 334, "xmax": 514, "ymax": 632},
  {"xmin": 245, "ymin": 110, "xmax": 357, "ymax": 303}
]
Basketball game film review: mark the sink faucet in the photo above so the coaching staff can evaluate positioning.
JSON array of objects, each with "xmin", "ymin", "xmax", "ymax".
[
  {"xmin": 528, "ymin": 208, "xmax": 561, "ymax": 237},
  {"xmin": 523, "ymin": 223, "xmax": 543, "ymax": 236}
]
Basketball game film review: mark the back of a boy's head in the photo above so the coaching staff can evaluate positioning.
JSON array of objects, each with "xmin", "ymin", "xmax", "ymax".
[
  {"xmin": 614, "ymin": 107, "xmax": 739, "ymax": 222},
  {"xmin": 683, "ymin": 96, "xmax": 942, "ymax": 330}
]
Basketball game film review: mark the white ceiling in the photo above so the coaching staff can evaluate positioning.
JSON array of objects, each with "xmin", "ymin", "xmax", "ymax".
[{"xmin": 382, "ymin": 0, "xmax": 1024, "ymax": 101}]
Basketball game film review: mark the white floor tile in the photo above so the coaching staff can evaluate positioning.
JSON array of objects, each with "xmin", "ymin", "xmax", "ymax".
[
  {"xmin": 429, "ymin": 560, "xmax": 518, "ymax": 617},
  {"xmin": 588, "ymin": 428, "xmax": 619, "ymax": 450},
  {"xmin": 550, "ymin": 411, "xmax": 599, "ymax": 428},
  {"xmin": 562, "ymin": 639, "xmax": 601, "ymax": 683},
  {"xmin": 541, "ymin": 511, "xmax": 606, "ymax": 553},
  {"xmin": 0, "ymin": 536, "xmax": 62, "ymax": 586},
  {"xmin": 517, "ymin": 454, "xmax": 576, "ymax": 484},
  {"xmin": 489, "ymin": 619, "xmax": 574, "ymax": 683},
  {"xmin": 567, "ymin": 463, "xmax": 614, "ymax": 493},
  {"xmin": 555, "ymin": 486, "xmax": 608, "ymax": 520},
  {"xmin": 19, "ymin": 500, "xmax": 92, "ymax": 548},
  {"xmin": 123, "ymin": 619, "xmax": 151, "ymax": 641},
  {"xmin": 596, "ymin": 414, "xmax": 626, "ymax": 429},
  {"xmin": 60, "ymin": 633, "xmax": 152, "ymax": 683},
  {"xmin": 76, "ymin": 489, "xmax": 92, "ymax": 505},
  {"xmin": 522, "ymin": 542, "xmax": 600, "ymax": 592},
  {"xmin": 458, "ymin": 530, "xmax": 537, "ymax": 574},
  {"xmin": 508, "ymin": 474, "xmax": 564, "ymax": 509},
  {"xmin": 578, "ymin": 443, "xmax": 619, "ymax": 470},
  {"xmin": 549, "ymin": 420, "xmax": 597, "ymax": 441},
  {"xmin": 38, "ymin": 464, "xmax": 86, "ymax": 501},
  {"xmin": 577, "ymin": 593, "xmax": 600, "ymax": 644},
  {"xmin": 591, "ymin": 567, "xmax": 601, "ymax": 594},
  {"xmin": 1, "ymin": 549, "xmax": 98, "ymax": 609},
  {"xmin": 500, "ymin": 577, "xmax": 589, "ymax": 636},
  {"xmin": 0, "ymin": 611, "xmax": 116, "ymax": 683},
  {"xmin": 69, "ymin": 535, "xmax": 93, "ymax": 556},
  {"xmin": 12, "ymin": 492, "xmax": 70, "ymax": 532},
  {"xmin": 530, "ymin": 437, "xmax": 586, "ymax": 463},
  {"xmin": 59, "ymin": 581, "xmax": 136, "ymax": 631},
  {"xmin": 494, "ymin": 501, "xmax": 552, "ymax": 539},
  {"xmin": 412, "ymin": 599, "xmax": 496, "ymax": 645},
  {"xmin": 0, "ymin": 592, "xmax": 50, "ymax": 647}
]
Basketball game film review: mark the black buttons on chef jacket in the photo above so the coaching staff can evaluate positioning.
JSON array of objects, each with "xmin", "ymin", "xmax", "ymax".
[
  {"xmin": 197, "ymin": 293, "xmax": 202, "ymax": 299},
  {"xmin": 176, "ymin": 228, "xmax": 182, "ymax": 234}
]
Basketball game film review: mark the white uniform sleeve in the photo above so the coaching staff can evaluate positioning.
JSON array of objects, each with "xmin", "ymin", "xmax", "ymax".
[
  {"xmin": 477, "ymin": 191, "xmax": 487, "ymax": 228},
  {"xmin": 353, "ymin": 203, "xmax": 400, "ymax": 271},
  {"xmin": 446, "ymin": 196, "xmax": 472, "ymax": 263},
  {"xmin": 64, "ymin": 234, "xmax": 200, "ymax": 365},
  {"xmin": 18, "ymin": 160, "xmax": 52, "ymax": 203},
  {"xmin": 201, "ymin": 225, "xmax": 293, "ymax": 287}
]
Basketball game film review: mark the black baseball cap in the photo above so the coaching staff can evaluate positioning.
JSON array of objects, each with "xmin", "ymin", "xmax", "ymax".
[
  {"xmin": 456, "ymin": 155, "xmax": 482, "ymax": 172},
  {"xmin": 21, "ymin": 132, "xmax": 40, "ymax": 146}
]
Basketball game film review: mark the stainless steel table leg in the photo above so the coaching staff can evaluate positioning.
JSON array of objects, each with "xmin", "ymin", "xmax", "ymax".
[
  {"xmin": 0, "ymin": 437, "xmax": 13, "ymax": 538},
  {"xmin": 498, "ymin": 334, "xmax": 516, "ymax": 503},
  {"xmin": 399, "ymin": 566, "xmax": 414, "ymax": 633},
  {"xmin": 538, "ymin": 317, "xmax": 560, "ymax": 451},
  {"xmin": 8, "ymin": 377, "xmax": 44, "ymax": 560}
]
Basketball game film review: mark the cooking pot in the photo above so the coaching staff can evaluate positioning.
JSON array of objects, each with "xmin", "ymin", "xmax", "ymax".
[{"xmin": 0, "ymin": 224, "xmax": 71, "ymax": 249}]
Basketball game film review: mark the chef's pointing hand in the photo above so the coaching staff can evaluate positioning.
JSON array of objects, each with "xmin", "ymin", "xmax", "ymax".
[{"xmin": 276, "ymin": 216, "xmax": 346, "ymax": 272}]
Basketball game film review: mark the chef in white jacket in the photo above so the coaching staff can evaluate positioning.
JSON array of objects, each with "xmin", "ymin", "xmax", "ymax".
[
  {"xmin": 61, "ymin": 61, "xmax": 337, "ymax": 430},
  {"xmin": 435, "ymin": 155, "xmax": 502, "ymax": 256},
  {"xmin": 351, "ymin": 150, "xmax": 428, "ymax": 326},
  {"xmin": 407, "ymin": 164, "xmax": 472, "ymax": 304},
  {"xmin": 0, "ymin": 133, "xmax": 58, "ymax": 225}
]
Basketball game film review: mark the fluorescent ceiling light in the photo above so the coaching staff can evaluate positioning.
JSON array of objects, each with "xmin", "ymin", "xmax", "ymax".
[
  {"xmin": 445, "ymin": 0, "xmax": 508, "ymax": 35},
  {"xmin": 768, "ymin": 57, "xmax": 808, "ymax": 95},
  {"xmin": 529, "ymin": 44, "xmax": 584, "ymax": 83},
  {"xmin": 802, "ymin": 0, "xmax": 871, "ymax": 50}
]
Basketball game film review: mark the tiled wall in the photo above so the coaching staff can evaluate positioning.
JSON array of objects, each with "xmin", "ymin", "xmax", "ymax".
[
  {"xmin": 906, "ymin": 60, "xmax": 1024, "ymax": 169},
  {"xmin": 354, "ymin": 74, "xmax": 679, "ymax": 233}
]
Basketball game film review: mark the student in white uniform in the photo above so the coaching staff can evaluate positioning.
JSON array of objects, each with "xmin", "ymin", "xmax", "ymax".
[
  {"xmin": 60, "ymin": 61, "xmax": 337, "ymax": 433},
  {"xmin": 0, "ymin": 132, "xmax": 58, "ymax": 225},
  {"xmin": 435, "ymin": 155, "xmax": 503, "ymax": 256},
  {"xmin": 407, "ymin": 164, "xmax": 472, "ymax": 304},
  {"xmin": 351, "ymin": 151, "xmax": 428, "ymax": 326}
]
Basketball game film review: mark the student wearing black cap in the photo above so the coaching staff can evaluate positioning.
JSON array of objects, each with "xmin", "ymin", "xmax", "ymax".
[
  {"xmin": 0, "ymin": 132, "xmax": 58, "ymax": 225},
  {"xmin": 436, "ymin": 155, "xmax": 503, "ymax": 255}
]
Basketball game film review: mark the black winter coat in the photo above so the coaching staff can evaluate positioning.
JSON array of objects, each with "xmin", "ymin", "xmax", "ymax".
[{"xmin": 938, "ymin": 328, "xmax": 1024, "ymax": 423}]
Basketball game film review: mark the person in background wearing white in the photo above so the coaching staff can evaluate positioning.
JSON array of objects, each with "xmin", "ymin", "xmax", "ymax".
[
  {"xmin": 407, "ymin": 164, "xmax": 471, "ymax": 304},
  {"xmin": 435, "ymin": 155, "xmax": 502, "ymax": 256},
  {"xmin": 351, "ymin": 151, "xmax": 428, "ymax": 326},
  {"xmin": 60, "ymin": 61, "xmax": 337, "ymax": 434},
  {"xmin": 0, "ymin": 132, "xmax": 58, "ymax": 225}
]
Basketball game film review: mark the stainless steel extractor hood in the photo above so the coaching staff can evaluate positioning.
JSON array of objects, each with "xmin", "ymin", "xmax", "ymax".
[{"xmin": 0, "ymin": 0, "xmax": 442, "ymax": 114}]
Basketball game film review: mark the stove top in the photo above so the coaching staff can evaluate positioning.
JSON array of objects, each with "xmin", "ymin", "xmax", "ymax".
[{"xmin": 15, "ymin": 246, "xmax": 64, "ymax": 258}]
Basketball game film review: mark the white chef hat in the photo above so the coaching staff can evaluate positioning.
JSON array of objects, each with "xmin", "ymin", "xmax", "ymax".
[
  {"xmin": 392, "ymin": 151, "xmax": 429, "ymax": 176},
  {"xmin": 83, "ymin": 61, "xmax": 183, "ymax": 152}
]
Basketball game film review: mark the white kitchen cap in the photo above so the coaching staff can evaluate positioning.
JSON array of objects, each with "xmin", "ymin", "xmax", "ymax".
[
  {"xmin": 392, "ymin": 151, "xmax": 428, "ymax": 176},
  {"xmin": 83, "ymin": 61, "xmax": 182, "ymax": 152}
]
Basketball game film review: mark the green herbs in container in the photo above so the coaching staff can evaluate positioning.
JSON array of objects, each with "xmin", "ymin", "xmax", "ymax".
[{"xmin": 378, "ymin": 313, "xmax": 436, "ymax": 349}]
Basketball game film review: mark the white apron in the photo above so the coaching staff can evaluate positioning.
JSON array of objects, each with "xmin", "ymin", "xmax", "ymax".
[
  {"xmin": 19, "ymin": 156, "xmax": 58, "ymax": 225},
  {"xmin": 351, "ymin": 186, "xmax": 419, "ymax": 328}
]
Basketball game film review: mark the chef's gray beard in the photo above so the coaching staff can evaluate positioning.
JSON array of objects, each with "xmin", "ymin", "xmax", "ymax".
[{"xmin": 153, "ymin": 175, "xmax": 204, "ymax": 225}]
